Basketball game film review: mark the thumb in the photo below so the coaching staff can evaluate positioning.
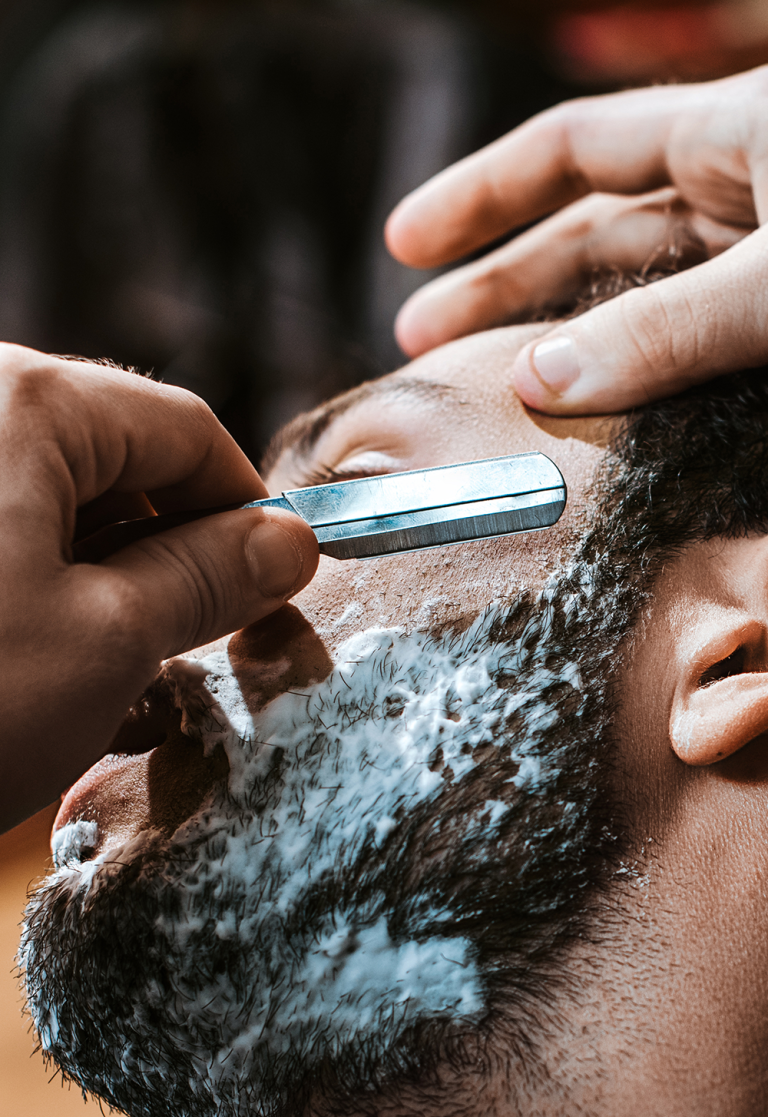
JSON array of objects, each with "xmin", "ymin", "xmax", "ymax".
[
  {"xmin": 510, "ymin": 226, "xmax": 768, "ymax": 414},
  {"xmin": 95, "ymin": 505, "xmax": 319, "ymax": 660}
]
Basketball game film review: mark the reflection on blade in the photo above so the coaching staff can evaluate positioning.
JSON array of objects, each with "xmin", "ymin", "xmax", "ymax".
[
  {"xmin": 279, "ymin": 454, "xmax": 568, "ymax": 559},
  {"xmin": 315, "ymin": 486, "xmax": 566, "ymax": 558}
]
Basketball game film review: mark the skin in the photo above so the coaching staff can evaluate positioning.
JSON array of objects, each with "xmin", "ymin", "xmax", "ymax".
[
  {"xmin": 53, "ymin": 327, "xmax": 768, "ymax": 1114},
  {"xmin": 385, "ymin": 64, "xmax": 768, "ymax": 415}
]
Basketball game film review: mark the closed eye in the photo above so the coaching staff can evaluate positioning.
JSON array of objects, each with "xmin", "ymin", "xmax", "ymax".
[
  {"xmin": 289, "ymin": 450, "xmax": 404, "ymax": 489},
  {"xmin": 297, "ymin": 463, "xmax": 389, "ymax": 487},
  {"xmin": 698, "ymin": 646, "xmax": 748, "ymax": 687}
]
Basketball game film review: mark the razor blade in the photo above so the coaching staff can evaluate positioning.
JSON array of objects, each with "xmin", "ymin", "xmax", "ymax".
[{"xmin": 73, "ymin": 453, "xmax": 566, "ymax": 563}]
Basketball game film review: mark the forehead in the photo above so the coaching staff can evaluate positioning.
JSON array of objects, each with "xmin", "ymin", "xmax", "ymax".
[{"xmin": 266, "ymin": 326, "xmax": 616, "ymax": 471}]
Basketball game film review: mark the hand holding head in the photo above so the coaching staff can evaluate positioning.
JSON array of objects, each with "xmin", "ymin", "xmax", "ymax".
[{"xmin": 386, "ymin": 65, "xmax": 768, "ymax": 412}]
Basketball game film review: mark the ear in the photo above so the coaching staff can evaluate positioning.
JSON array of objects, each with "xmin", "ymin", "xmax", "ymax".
[{"xmin": 670, "ymin": 673, "xmax": 768, "ymax": 765}]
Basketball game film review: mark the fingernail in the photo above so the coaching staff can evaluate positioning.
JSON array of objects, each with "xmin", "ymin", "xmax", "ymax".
[
  {"xmin": 247, "ymin": 521, "xmax": 304, "ymax": 598},
  {"xmin": 532, "ymin": 336, "xmax": 579, "ymax": 393}
]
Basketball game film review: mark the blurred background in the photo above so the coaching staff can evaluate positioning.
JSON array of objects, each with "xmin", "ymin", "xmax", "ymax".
[{"xmin": 2, "ymin": 0, "xmax": 768, "ymax": 1112}]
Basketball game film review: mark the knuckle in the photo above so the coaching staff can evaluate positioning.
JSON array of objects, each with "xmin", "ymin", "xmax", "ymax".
[
  {"xmin": 544, "ymin": 99, "xmax": 601, "ymax": 192},
  {"xmin": 179, "ymin": 559, "xmax": 223, "ymax": 646},
  {"xmin": 0, "ymin": 348, "xmax": 65, "ymax": 406},
  {"xmin": 0, "ymin": 354, "xmax": 76, "ymax": 455},
  {"xmin": 467, "ymin": 259, "xmax": 522, "ymax": 309},
  {"xmin": 618, "ymin": 284, "xmax": 703, "ymax": 390},
  {"xmin": 0, "ymin": 341, "xmax": 31, "ymax": 371},
  {"xmin": 554, "ymin": 193, "xmax": 631, "ymax": 243},
  {"xmin": 542, "ymin": 96, "xmax": 593, "ymax": 134},
  {"xmin": 158, "ymin": 380, "xmax": 213, "ymax": 422},
  {"xmin": 157, "ymin": 382, "xmax": 222, "ymax": 452}
]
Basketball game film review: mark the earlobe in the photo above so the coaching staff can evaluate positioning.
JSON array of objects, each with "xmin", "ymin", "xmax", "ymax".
[{"xmin": 670, "ymin": 672, "xmax": 768, "ymax": 765}]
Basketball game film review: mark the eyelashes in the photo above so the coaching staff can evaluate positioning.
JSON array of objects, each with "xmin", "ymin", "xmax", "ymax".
[
  {"xmin": 296, "ymin": 463, "xmax": 388, "ymax": 488},
  {"xmin": 698, "ymin": 646, "xmax": 748, "ymax": 688},
  {"xmin": 288, "ymin": 449, "xmax": 404, "ymax": 490}
]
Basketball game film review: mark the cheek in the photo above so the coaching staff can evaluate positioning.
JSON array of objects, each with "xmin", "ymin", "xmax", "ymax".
[
  {"xmin": 286, "ymin": 537, "xmax": 534, "ymax": 646},
  {"xmin": 283, "ymin": 553, "xmax": 453, "ymax": 644},
  {"xmin": 227, "ymin": 604, "xmax": 335, "ymax": 715},
  {"xmin": 225, "ymin": 524, "xmax": 579, "ymax": 725}
]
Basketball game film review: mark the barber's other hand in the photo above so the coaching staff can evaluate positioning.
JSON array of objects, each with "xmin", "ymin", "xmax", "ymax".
[
  {"xmin": 386, "ymin": 66, "xmax": 768, "ymax": 413},
  {"xmin": 0, "ymin": 345, "xmax": 318, "ymax": 831}
]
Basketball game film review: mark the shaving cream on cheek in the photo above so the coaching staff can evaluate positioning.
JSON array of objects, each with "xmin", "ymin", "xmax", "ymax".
[
  {"xmin": 33, "ymin": 616, "xmax": 539, "ymax": 1106},
  {"xmin": 161, "ymin": 618, "xmax": 528, "ymax": 924}
]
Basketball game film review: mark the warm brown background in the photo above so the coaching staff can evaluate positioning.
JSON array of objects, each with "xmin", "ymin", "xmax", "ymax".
[{"xmin": 0, "ymin": 806, "xmax": 102, "ymax": 1116}]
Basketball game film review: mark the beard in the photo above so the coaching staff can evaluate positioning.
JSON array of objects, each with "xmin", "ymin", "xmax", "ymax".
[
  {"xmin": 19, "ymin": 370, "xmax": 768, "ymax": 1117},
  {"xmin": 20, "ymin": 573, "xmax": 627, "ymax": 1117}
]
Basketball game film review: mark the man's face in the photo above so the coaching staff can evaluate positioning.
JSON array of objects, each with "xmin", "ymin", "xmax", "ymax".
[
  {"xmin": 24, "ymin": 327, "xmax": 768, "ymax": 1117},
  {"xmin": 59, "ymin": 323, "xmax": 614, "ymax": 855}
]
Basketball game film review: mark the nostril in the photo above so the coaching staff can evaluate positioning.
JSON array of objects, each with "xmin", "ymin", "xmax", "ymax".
[
  {"xmin": 51, "ymin": 818, "xmax": 100, "ymax": 868},
  {"xmin": 698, "ymin": 646, "xmax": 748, "ymax": 688}
]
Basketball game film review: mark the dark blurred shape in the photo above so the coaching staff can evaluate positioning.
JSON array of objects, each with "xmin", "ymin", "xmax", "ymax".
[{"xmin": 0, "ymin": 0, "xmax": 583, "ymax": 460}]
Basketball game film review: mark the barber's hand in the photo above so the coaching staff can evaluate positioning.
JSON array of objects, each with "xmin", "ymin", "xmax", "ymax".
[
  {"xmin": 386, "ymin": 65, "xmax": 768, "ymax": 413},
  {"xmin": 0, "ymin": 345, "xmax": 318, "ymax": 831}
]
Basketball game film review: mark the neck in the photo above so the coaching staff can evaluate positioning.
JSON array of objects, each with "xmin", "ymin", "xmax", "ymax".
[
  {"xmin": 524, "ymin": 868, "xmax": 768, "ymax": 1117},
  {"xmin": 307, "ymin": 872, "xmax": 768, "ymax": 1117}
]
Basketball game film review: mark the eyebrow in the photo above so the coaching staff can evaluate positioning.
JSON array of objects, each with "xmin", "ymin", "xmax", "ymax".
[{"xmin": 260, "ymin": 378, "xmax": 453, "ymax": 476}]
